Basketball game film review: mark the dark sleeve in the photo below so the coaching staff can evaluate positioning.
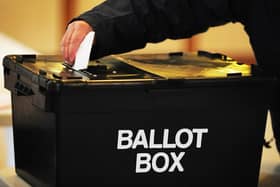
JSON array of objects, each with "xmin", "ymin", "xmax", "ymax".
[{"xmin": 74, "ymin": 0, "xmax": 250, "ymax": 59}]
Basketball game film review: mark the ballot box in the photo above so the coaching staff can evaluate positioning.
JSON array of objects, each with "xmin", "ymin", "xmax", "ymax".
[{"xmin": 2, "ymin": 51, "xmax": 275, "ymax": 187}]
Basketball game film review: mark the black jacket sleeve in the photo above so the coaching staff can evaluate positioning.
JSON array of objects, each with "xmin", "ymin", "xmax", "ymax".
[{"xmin": 74, "ymin": 0, "xmax": 250, "ymax": 59}]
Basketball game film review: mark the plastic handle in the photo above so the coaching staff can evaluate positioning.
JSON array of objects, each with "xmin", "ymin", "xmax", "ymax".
[{"xmin": 14, "ymin": 82, "xmax": 34, "ymax": 96}]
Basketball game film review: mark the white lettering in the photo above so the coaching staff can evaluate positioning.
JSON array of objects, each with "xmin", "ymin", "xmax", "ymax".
[
  {"xmin": 117, "ymin": 130, "xmax": 133, "ymax": 150},
  {"xmin": 118, "ymin": 128, "xmax": 209, "ymax": 174},
  {"xmin": 152, "ymin": 152, "xmax": 170, "ymax": 173},
  {"xmin": 193, "ymin": 128, "xmax": 208, "ymax": 148},
  {"xmin": 117, "ymin": 128, "xmax": 208, "ymax": 150},
  {"xmin": 136, "ymin": 153, "xmax": 151, "ymax": 173},
  {"xmin": 132, "ymin": 129, "xmax": 148, "ymax": 149},
  {"xmin": 163, "ymin": 129, "xmax": 176, "ymax": 149},
  {"xmin": 175, "ymin": 129, "xmax": 193, "ymax": 149},
  {"xmin": 168, "ymin": 152, "xmax": 185, "ymax": 172},
  {"xmin": 149, "ymin": 129, "xmax": 163, "ymax": 149}
]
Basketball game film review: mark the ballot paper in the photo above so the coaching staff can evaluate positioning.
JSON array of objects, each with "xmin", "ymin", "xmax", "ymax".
[{"xmin": 72, "ymin": 31, "xmax": 95, "ymax": 70}]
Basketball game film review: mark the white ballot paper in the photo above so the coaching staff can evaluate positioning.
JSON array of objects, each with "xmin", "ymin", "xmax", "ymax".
[{"xmin": 72, "ymin": 31, "xmax": 95, "ymax": 70}]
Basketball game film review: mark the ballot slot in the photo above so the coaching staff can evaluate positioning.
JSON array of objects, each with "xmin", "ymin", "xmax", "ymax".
[
  {"xmin": 78, "ymin": 57, "xmax": 162, "ymax": 80},
  {"xmin": 52, "ymin": 70, "xmax": 83, "ymax": 80}
]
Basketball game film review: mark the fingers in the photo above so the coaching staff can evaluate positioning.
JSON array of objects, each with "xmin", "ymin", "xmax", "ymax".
[
  {"xmin": 61, "ymin": 27, "xmax": 74, "ymax": 64},
  {"xmin": 61, "ymin": 21, "xmax": 93, "ymax": 65}
]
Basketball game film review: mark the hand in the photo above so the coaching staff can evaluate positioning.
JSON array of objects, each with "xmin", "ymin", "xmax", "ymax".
[{"xmin": 61, "ymin": 20, "xmax": 93, "ymax": 65}]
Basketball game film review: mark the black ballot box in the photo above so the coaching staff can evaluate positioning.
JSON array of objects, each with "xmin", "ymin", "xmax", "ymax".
[{"xmin": 2, "ymin": 51, "xmax": 275, "ymax": 187}]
